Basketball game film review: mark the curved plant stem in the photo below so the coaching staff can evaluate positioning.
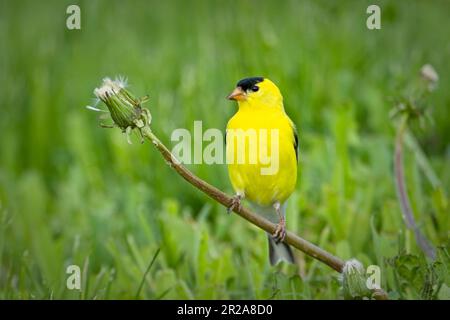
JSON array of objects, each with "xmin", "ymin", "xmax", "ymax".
[
  {"xmin": 139, "ymin": 126, "xmax": 389, "ymax": 299},
  {"xmin": 394, "ymin": 114, "xmax": 436, "ymax": 260}
]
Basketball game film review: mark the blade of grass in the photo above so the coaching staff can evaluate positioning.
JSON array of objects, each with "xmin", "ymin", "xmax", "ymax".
[{"xmin": 135, "ymin": 248, "xmax": 160, "ymax": 299}]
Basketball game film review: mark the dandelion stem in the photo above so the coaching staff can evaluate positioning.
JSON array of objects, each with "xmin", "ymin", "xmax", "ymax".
[{"xmin": 394, "ymin": 114, "xmax": 436, "ymax": 260}]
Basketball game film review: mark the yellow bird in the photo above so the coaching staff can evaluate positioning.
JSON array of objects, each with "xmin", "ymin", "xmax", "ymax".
[{"xmin": 226, "ymin": 77, "xmax": 298, "ymax": 265}]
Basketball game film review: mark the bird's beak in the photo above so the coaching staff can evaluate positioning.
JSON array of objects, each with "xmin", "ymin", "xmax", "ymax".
[{"xmin": 227, "ymin": 87, "xmax": 246, "ymax": 101}]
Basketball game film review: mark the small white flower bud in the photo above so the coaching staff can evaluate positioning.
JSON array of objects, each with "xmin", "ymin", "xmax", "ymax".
[
  {"xmin": 420, "ymin": 64, "xmax": 439, "ymax": 91},
  {"xmin": 93, "ymin": 77, "xmax": 141, "ymax": 131},
  {"xmin": 341, "ymin": 259, "xmax": 371, "ymax": 299}
]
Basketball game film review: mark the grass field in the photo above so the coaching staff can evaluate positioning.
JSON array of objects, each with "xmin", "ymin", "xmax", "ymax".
[{"xmin": 0, "ymin": 0, "xmax": 449, "ymax": 299}]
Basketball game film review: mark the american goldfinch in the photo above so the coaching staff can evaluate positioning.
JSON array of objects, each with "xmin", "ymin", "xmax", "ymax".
[{"xmin": 226, "ymin": 77, "xmax": 298, "ymax": 265}]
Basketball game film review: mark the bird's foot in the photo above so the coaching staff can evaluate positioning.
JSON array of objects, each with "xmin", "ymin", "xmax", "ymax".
[
  {"xmin": 272, "ymin": 218, "xmax": 286, "ymax": 243},
  {"xmin": 227, "ymin": 194, "xmax": 243, "ymax": 214}
]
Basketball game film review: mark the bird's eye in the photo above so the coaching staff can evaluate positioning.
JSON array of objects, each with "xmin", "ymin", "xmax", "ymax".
[{"xmin": 251, "ymin": 85, "xmax": 259, "ymax": 92}]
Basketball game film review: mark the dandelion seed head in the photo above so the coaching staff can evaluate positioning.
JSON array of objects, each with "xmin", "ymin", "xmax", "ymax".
[
  {"xmin": 342, "ymin": 259, "xmax": 364, "ymax": 275},
  {"xmin": 94, "ymin": 77, "xmax": 125, "ymax": 100}
]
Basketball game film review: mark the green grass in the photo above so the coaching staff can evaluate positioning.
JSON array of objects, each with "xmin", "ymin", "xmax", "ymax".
[{"xmin": 0, "ymin": 0, "xmax": 449, "ymax": 299}]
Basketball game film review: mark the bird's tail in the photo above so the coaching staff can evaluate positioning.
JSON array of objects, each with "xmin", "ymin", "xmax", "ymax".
[
  {"xmin": 251, "ymin": 203, "xmax": 296, "ymax": 265},
  {"xmin": 267, "ymin": 234, "xmax": 295, "ymax": 265}
]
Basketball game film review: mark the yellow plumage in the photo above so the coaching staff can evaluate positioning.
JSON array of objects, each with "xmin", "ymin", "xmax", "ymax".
[
  {"xmin": 226, "ymin": 78, "xmax": 297, "ymax": 207},
  {"xmin": 226, "ymin": 77, "xmax": 298, "ymax": 265}
]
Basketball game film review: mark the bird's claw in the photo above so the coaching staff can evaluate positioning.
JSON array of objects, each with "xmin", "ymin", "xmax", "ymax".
[
  {"xmin": 272, "ymin": 219, "xmax": 286, "ymax": 243},
  {"xmin": 227, "ymin": 194, "xmax": 243, "ymax": 214}
]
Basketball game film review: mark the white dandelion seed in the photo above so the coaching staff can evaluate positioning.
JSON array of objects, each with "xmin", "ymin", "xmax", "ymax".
[
  {"xmin": 86, "ymin": 97, "xmax": 108, "ymax": 112},
  {"xmin": 116, "ymin": 75, "xmax": 128, "ymax": 88},
  {"xmin": 86, "ymin": 105, "xmax": 109, "ymax": 112}
]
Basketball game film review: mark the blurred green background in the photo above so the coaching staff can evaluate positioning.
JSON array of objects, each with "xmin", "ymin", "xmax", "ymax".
[{"xmin": 0, "ymin": 0, "xmax": 448, "ymax": 299}]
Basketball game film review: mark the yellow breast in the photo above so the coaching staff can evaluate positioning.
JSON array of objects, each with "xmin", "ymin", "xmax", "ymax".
[{"xmin": 226, "ymin": 107, "xmax": 298, "ymax": 206}]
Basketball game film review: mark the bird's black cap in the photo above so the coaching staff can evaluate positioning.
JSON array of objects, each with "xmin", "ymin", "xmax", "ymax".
[{"xmin": 236, "ymin": 77, "xmax": 264, "ymax": 91}]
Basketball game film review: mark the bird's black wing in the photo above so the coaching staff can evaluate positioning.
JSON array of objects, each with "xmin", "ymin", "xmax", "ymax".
[{"xmin": 294, "ymin": 128, "xmax": 299, "ymax": 162}]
